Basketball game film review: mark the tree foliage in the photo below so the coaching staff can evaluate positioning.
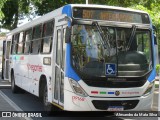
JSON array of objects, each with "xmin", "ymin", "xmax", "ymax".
[
  {"xmin": 1, "ymin": 0, "xmax": 18, "ymax": 29},
  {"xmin": 0, "ymin": 0, "xmax": 30, "ymax": 29},
  {"xmin": 0, "ymin": 0, "xmax": 7, "ymax": 19}
]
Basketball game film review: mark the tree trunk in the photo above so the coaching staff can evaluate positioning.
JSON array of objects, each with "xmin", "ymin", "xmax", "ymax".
[
  {"xmin": 11, "ymin": 0, "xmax": 19, "ymax": 30},
  {"xmin": 11, "ymin": 10, "xmax": 18, "ymax": 29},
  {"xmin": 88, "ymin": 0, "xmax": 93, "ymax": 4}
]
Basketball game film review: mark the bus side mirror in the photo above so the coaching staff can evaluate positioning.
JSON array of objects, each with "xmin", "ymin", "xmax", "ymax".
[{"xmin": 65, "ymin": 26, "xmax": 71, "ymax": 43}]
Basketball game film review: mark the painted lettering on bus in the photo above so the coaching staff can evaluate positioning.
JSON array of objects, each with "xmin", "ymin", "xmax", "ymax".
[
  {"xmin": 72, "ymin": 96, "xmax": 85, "ymax": 102},
  {"xmin": 122, "ymin": 92, "xmax": 139, "ymax": 95},
  {"xmin": 27, "ymin": 64, "xmax": 43, "ymax": 72},
  {"xmin": 20, "ymin": 56, "xmax": 24, "ymax": 60}
]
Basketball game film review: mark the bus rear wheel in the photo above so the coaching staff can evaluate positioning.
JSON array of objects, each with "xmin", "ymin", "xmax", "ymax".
[
  {"xmin": 11, "ymin": 73, "xmax": 19, "ymax": 93},
  {"xmin": 43, "ymin": 85, "xmax": 55, "ymax": 115}
]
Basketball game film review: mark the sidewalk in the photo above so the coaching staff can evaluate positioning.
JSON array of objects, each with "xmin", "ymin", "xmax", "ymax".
[{"xmin": 0, "ymin": 72, "xmax": 11, "ymax": 89}]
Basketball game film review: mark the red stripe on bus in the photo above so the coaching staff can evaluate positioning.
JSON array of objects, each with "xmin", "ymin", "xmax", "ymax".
[{"xmin": 91, "ymin": 91, "xmax": 98, "ymax": 94}]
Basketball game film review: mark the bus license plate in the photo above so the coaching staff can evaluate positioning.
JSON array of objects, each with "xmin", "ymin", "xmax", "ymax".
[{"xmin": 107, "ymin": 106, "xmax": 124, "ymax": 111}]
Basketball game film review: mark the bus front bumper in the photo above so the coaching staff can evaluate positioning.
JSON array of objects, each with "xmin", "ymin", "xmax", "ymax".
[{"xmin": 64, "ymin": 90, "xmax": 153, "ymax": 111}]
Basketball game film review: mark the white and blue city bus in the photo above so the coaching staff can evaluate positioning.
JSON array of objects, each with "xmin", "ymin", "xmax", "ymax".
[{"xmin": 5, "ymin": 4, "xmax": 156, "ymax": 112}]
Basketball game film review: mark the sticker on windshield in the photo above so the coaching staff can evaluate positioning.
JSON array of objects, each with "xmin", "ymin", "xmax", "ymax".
[{"xmin": 105, "ymin": 63, "xmax": 116, "ymax": 76}]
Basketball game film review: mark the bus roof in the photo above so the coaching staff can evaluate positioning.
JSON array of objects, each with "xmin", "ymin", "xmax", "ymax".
[{"xmin": 8, "ymin": 4, "xmax": 149, "ymax": 36}]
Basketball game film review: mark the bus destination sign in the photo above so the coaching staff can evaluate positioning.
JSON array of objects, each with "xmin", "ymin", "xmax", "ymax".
[
  {"xmin": 73, "ymin": 7, "xmax": 150, "ymax": 24},
  {"xmin": 82, "ymin": 10, "xmax": 133, "ymax": 22}
]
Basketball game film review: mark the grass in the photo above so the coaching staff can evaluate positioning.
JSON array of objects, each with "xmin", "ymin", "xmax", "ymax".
[{"xmin": 155, "ymin": 84, "xmax": 159, "ymax": 88}]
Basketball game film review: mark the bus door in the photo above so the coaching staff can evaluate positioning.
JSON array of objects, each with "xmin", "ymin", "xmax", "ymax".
[
  {"xmin": 3, "ymin": 40, "xmax": 11, "ymax": 80},
  {"xmin": 53, "ymin": 18, "xmax": 67, "ymax": 107},
  {"xmin": 2, "ymin": 40, "xmax": 6, "ymax": 79}
]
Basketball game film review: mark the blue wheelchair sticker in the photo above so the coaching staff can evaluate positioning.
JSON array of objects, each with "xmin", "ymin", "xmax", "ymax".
[{"xmin": 105, "ymin": 63, "xmax": 116, "ymax": 76}]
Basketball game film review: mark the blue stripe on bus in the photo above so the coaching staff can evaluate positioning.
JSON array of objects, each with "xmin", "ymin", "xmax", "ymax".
[
  {"xmin": 148, "ymin": 69, "xmax": 156, "ymax": 82},
  {"xmin": 62, "ymin": 5, "xmax": 80, "ymax": 81},
  {"xmin": 108, "ymin": 92, "xmax": 114, "ymax": 94},
  {"xmin": 62, "ymin": 5, "xmax": 72, "ymax": 17},
  {"xmin": 62, "ymin": 4, "xmax": 72, "ymax": 26},
  {"xmin": 65, "ymin": 43, "xmax": 80, "ymax": 81},
  {"xmin": 147, "ymin": 22, "xmax": 156, "ymax": 83}
]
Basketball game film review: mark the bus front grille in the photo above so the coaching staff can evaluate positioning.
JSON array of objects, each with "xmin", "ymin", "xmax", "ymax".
[
  {"xmin": 83, "ymin": 79, "xmax": 147, "ymax": 88},
  {"xmin": 92, "ymin": 100, "xmax": 139, "ymax": 110}
]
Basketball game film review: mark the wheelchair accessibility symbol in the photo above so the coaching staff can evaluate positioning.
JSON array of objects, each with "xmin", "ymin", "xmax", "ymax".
[{"xmin": 105, "ymin": 64, "xmax": 116, "ymax": 75}]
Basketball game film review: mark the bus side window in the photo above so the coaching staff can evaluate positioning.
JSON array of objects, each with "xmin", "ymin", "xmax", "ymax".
[
  {"xmin": 56, "ymin": 30, "xmax": 61, "ymax": 65},
  {"xmin": 24, "ymin": 29, "xmax": 32, "ymax": 54},
  {"xmin": 62, "ymin": 28, "xmax": 66, "ymax": 70},
  {"xmin": 11, "ymin": 35, "xmax": 14, "ymax": 54},
  {"xmin": 31, "ymin": 24, "xmax": 42, "ymax": 54},
  {"xmin": 136, "ymin": 31, "xmax": 151, "ymax": 62},
  {"xmin": 41, "ymin": 20, "xmax": 54, "ymax": 53},
  {"xmin": 17, "ymin": 32, "xmax": 24, "ymax": 54},
  {"xmin": 12, "ymin": 33, "xmax": 19, "ymax": 54}
]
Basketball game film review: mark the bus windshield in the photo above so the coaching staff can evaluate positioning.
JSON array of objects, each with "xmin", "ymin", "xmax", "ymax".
[{"xmin": 71, "ymin": 24, "xmax": 152, "ymax": 77}]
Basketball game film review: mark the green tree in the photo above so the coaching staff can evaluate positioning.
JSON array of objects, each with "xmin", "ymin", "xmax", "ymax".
[
  {"xmin": 32, "ymin": 0, "xmax": 85, "ymax": 16},
  {"xmin": 33, "ymin": 0, "xmax": 65, "ymax": 15},
  {"xmin": 0, "ymin": 0, "xmax": 30, "ymax": 30},
  {"xmin": 130, "ymin": 4, "xmax": 160, "ymax": 51},
  {"xmin": 1, "ymin": 0, "xmax": 18, "ymax": 29},
  {"xmin": 0, "ymin": 0, "xmax": 7, "ymax": 19}
]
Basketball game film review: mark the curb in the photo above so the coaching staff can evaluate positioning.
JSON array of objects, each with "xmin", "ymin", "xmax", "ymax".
[{"xmin": 0, "ymin": 85, "xmax": 11, "ymax": 89}]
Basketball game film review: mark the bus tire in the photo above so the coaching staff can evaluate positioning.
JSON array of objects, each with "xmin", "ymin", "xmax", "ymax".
[
  {"xmin": 43, "ymin": 84, "xmax": 55, "ymax": 115},
  {"xmin": 11, "ymin": 73, "xmax": 19, "ymax": 93}
]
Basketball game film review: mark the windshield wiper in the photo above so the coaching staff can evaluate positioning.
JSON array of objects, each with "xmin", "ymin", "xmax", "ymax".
[
  {"xmin": 126, "ymin": 25, "xmax": 137, "ymax": 50},
  {"xmin": 92, "ymin": 21, "xmax": 111, "ymax": 50}
]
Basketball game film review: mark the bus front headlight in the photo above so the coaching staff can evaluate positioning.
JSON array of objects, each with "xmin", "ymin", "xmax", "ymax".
[
  {"xmin": 69, "ymin": 79, "xmax": 88, "ymax": 97},
  {"xmin": 143, "ymin": 82, "xmax": 154, "ymax": 96}
]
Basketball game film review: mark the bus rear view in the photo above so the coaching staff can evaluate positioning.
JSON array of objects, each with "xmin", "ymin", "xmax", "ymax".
[{"xmin": 64, "ymin": 5, "xmax": 155, "ymax": 111}]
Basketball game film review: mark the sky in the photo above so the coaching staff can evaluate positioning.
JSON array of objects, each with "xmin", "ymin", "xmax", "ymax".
[{"xmin": 0, "ymin": 28, "xmax": 10, "ymax": 33}]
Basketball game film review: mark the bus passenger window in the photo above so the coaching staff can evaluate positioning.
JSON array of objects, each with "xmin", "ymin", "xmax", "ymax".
[
  {"xmin": 11, "ymin": 35, "xmax": 14, "ymax": 54},
  {"xmin": 11, "ymin": 34, "xmax": 19, "ymax": 54},
  {"xmin": 42, "ymin": 20, "xmax": 54, "ymax": 53},
  {"xmin": 56, "ymin": 30, "xmax": 61, "ymax": 65},
  {"xmin": 136, "ymin": 31, "xmax": 151, "ymax": 62},
  {"xmin": 24, "ymin": 29, "xmax": 32, "ymax": 54},
  {"xmin": 17, "ymin": 32, "xmax": 24, "ymax": 54},
  {"xmin": 31, "ymin": 25, "xmax": 42, "ymax": 54},
  {"xmin": 62, "ymin": 28, "xmax": 66, "ymax": 70}
]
